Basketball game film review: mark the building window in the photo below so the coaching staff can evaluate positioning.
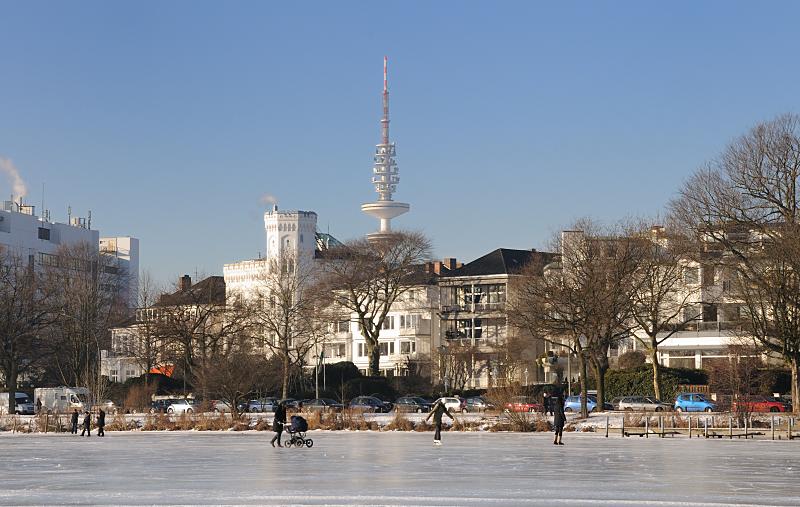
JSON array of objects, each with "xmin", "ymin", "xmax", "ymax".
[
  {"xmin": 358, "ymin": 343, "xmax": 365, "ymax": 357},
  {"xmin": 379, "ymin": 342, "xmax": 395, "ymax": 356},
  {"xmin": 683, "ymin": 267, "xmax": 699, "ymax": 285},
  {"xmin": 400, "ymin": 341, "xmax": 416, "ymax": 354},
  {"xmin": 335, "ymin": 320, "xmax": 350, "ymax": 333},
  {"xmin": 399, "ymin": 314, "xmax": 420, "ymax": 330},
  {"xmin": 109, "ymin": 369, "xmax": 119, "ymax": 383},
  {"xmin": 381, "ymin": 316, "xmax": 395, "ymax": 330},
  {"xmin": 38, "ymin": 227, "xmax": 50, "ymax": 240}
]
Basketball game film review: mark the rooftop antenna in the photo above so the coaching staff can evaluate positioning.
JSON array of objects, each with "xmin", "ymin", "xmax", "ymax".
[
  {"xmin": 68, "ymin": 205, "xmax": 72, "ymax": 223},
  {"xmin": 41, "ymin": 183, "xmax": 45, "ymax": 221},
  {"xmin": 87, "ymin": 210, "xmax": 92, "ymax": 229}
]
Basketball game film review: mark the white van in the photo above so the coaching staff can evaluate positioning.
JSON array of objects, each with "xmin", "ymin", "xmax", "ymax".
[
  {"xmin": 33, "ymin": 387, "xmax": 89, "ymax": 414},
  {"xmin": 0, "ymin": 392, "xmax": 35, "ymax": 415}
]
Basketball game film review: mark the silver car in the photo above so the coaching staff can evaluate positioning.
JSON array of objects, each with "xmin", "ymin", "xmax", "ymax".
[{"xmin": 617, "ymin": 396, "xmax": 672, "ymax": 412}]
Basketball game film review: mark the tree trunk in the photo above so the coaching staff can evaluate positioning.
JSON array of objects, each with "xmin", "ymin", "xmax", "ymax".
[
  {"xmin": 591, "ymin": 359, "xmax": 607, "ymax": 413},
  {"xmin": 792, "ymin": 356, "xmax": 799, "ymax": 416},
  {"xmin": 281, "ymin": 353, "xmax": 290, "ymax": 399},
  {"xmin": 577, "ymin": 351, "xmax": 588, "ymax": 418},
  {"xmin": 650, "ymin": 345, "xmax": 662, "ymax": 400},
  {"xmin": 6, "ymin": 363, "xmax": 18, "ymax": 414},
  {"xmin": 366, "ymin": 336, "xmax": 380, "ymax": 377}
]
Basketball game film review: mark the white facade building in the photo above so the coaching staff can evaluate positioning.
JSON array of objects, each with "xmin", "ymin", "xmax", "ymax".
[
  {"xmin": 323, "ymin": 283, "xmax": 439, "ymax": 378},
  {"xmin": 0, "ymin": 202, "xmax": 99, "ymax": 262},
  {"xmin": 100, "ymin": 236, "xmax": 140, "ymax": 307}
]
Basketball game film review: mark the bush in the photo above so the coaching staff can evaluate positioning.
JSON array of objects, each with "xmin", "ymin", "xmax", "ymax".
[
  {"xmin": 617, "ymin": 351, "xmax": 646, "ymax": 369},
  {"xmin": 343, "ymin": 376, "xmax": 397, "ymax": 402},
  {"xmin": 605, "ymin": 365, "xmax": 708, "ymax": 401}
]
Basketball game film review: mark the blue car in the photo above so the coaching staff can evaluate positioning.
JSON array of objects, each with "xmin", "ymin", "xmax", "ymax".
[
  {"xmin": 563, "ymin": 395, "xmax": 613, "ymax": 412},
  {"xmin": 674, "ymin": 393, "xmax": 716, "ymax": 412}
]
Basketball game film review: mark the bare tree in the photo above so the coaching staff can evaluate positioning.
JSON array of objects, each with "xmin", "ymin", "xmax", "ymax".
[
  {"xmin": 509, "ymin": 223, "xmax": 639, "ymax": 415},
  {"xmin": 321, "ymin": 231, "xmax": 432, "ymax": 376},
  {"xmin": 434, "ymin": 340, "xmax": 487, "ymax": 392},
  {"xmin": 196, "ymin": 349, "xmax": 263, "ymax": 418},
  {"xmin": 245, "ymin": 254, "xmax": 329, "ymax": 399},
  {"xmin": 627, "ymin": 222, "xmax": 702, "ymax": 400},
  {"xmin": 153, "ymin": 275, "xmax": 251, "ymax": 399},
  {"xmin": 118, "ymin": 271, "xmax": 165, "ymax": 388},
  {"xmin": 0, "ymin": 249, "xmax": 56, "ymax": 414},
  {"xmin": 671, "ymin": 113, "xmax": 800, "ymax": 412},
  {"xmin": 47, "ymin": 243, "xmax": 128, "ymax": 404}
]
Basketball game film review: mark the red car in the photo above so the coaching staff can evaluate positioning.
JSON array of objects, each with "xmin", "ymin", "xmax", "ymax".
[
  {"xmin": 731, "ymin": 396, "xmax": 789, "ymax": 413},
  {"xmin": 504, "ymin": 396, "xmax": 543, "ymax": 413}
]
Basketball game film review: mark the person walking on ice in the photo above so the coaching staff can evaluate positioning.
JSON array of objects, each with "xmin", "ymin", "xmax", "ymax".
[
  {"xmin": 70, "ymin": 409, "xmax": 79, "ymax": 435},
  {"xmin": 426, "ymin": 399, "xmax": 454, "ymax": 445},
  {"xmin": 80, "ymin": 411, "xmax": 91, "ymax": 437},
  {"xmin": 552, "ymin": 390, "xmax": 566, "ymax": 445},
  {"xmin": 270, "ymin": 401, "xmax": 287, "ymax": 448},
  {"xmin": 97, "ymin": 409, "xmax": 106, "ymax": 437}
]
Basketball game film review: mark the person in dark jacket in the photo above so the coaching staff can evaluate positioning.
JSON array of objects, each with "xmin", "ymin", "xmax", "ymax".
[
  {"xmin": 70, "ymin": 409, "xmax": 79, "ymax": 435},
  {"xmin": 552, "ymin": 392, "xmax": 566, "ymax": 445},
  {"xmin": 270, "ymin": 402, "xmax": 287, "ymax": 448},
  {"xmin": 425, "ymin": 399, "xmax": 454, "ymax": 444},
  {"xmin": 542, "ymin": 392, "xmax": 551, "ymax": 416},
  {"xmin": 80, "ymin": 411, "xmax": 91, "ymax": 437},
  {"xmin": 97, "ymin": 409, "xmax": 106, "ymax": 437}
]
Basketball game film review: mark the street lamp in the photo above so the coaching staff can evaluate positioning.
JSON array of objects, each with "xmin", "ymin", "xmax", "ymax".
[{"xmin": 524, "ymin": 368, "xmax": 528, "ymax": 387}]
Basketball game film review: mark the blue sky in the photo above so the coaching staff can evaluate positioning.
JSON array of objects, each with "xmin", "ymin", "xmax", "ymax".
[{"xmin": 1, "ymin": 1, "xmax": 798, "ymax": 284}]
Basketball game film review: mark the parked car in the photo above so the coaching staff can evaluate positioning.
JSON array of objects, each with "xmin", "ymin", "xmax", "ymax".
[
  {"xmin": 674, "ymin": 393, "xmax": 716, "ymax": 413},
  {"xmin": 435, "ymin": 396, "xmax": 467, "ymax": 413},
  {"xmin": 349, "ymin": 396, "xmax": 392, "ymax": 413},
  {"xmin": 0, "ymin": 392, "xmax": 35, "ymax": 415},
  {"xmin": 92, "ymin": 399, "xmax": 118, "ymax": 414},
  {"xmin": 610, "ymin": 397, "xmax": 624, "ymax": 410},
  {"xmin": 731, "ymin": 396, "xmax": 789, "ymax": 413},
  {"xmin": 563, "ymin": 395, "xmax": 613, "ymax": 412},
  {"xmin": 279, "ymin": 398, "xmax": 302, "ymax": 410},
  {"xmin": 303, "ymin": 398, "xmax": 344, "ymax": 412},
  {"xmin": 247, "ymin": 398, "xmax": 278, "ymax": 413},
  {"xmin": 211, "ymin": 400, "xmax": 232, "ymax": 413},
  {"xmin": 617, "ymin": 396, "xmax": 673, "ymax": 412},
  {"xmin": 150, "ymin": 398, "xmax": 180, "ymax": 414},
  {"xmin": 465, "ymin": 396, "xmax": 494, "ymax": 412},
  {"xmin": 167, "ymin": 399, "xmax": 196, "ymax": 414},
  {"xmin": 504, "ymin": 396, "xmax": 543, "ymax": 413},
  {"xmin": 394, "ymin": 396, "xmax": 433, "ymax": 413}
]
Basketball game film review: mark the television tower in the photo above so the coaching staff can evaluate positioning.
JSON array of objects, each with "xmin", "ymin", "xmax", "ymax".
[{"xmin": 361, "ymin": 56, "xmax": 409, "ymax": 241}]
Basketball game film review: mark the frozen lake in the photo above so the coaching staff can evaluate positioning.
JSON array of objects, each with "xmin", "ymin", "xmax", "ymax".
[{"xmin": 1, "ymin": 431, "xmax": 798, "ymax": 506}]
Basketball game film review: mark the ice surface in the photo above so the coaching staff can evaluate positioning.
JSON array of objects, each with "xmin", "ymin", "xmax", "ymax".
[{"xmin": 1, "ymin": 431, "xmax": 798, "ymax": 506}]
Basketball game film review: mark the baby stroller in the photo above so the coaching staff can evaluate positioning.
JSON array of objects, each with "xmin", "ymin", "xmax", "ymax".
[{"xmin": 285, "ymin": 415, "xmax": 313, "ymax": 448}]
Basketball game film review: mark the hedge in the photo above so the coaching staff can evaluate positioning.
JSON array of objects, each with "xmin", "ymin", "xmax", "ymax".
[{"xmin": 605, "ymin": 365, "xmax": 708, "ymax": 402}]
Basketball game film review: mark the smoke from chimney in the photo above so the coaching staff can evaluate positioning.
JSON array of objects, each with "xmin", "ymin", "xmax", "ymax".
[
  {"xmin": 259, "ymin": 193, "xmax": 278, "ymax": 206},
  {"xmin": 0, "ymin": 156, "xmax": 28, "ymax": 202}
]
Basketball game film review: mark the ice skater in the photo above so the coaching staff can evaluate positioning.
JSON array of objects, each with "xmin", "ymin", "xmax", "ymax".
[
  {"xmin": 552, "ymin": 391, "xmax": 565, "ymax": 445},
  {"xmin": 70, "ymin": 409, "xmax": 79, "ymax": 434},
  {"xmin": 271, "ymin": 402, "xmax": 286, "ymax": 448},
  {"xmin": 97, "ymin": 409, "xmax": 106, "ymax": 437},
  {"xmin": 80, "ymin": 411, "xmax": 91, "ymax": 437},
  {"xmin": 425, "ymin": 399, "xmax": 454, "ymax": 445}
]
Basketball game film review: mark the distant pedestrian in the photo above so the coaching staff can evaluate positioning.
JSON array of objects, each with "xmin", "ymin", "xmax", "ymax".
[
  {"xmin": 543, "ymin": 392, "xmax": 551, "ymax": 416},
  {"xmin": 97, "ymin": 409, "xmax": 106, "ymax": 437},
  {"xmin": 270, "ymin": 402, "xmax": 286, "ymax": 448},
  {"xmin": 425, "ymin": 399, "xmax": 454, "ymax": 445},
  {"xmin": 70, "ymin": 409, "xmax": 79, "ymax": 434},
  {"xmin": 81, "ymin": 411, "xmax": 91, "ymax": 437},
  {"xmin": 36, "ymin": 397, "xmax": 42, "ymax": 414},
  {"xmin": 552, "ymin": 392, "xmax": 566, "ymax": 445}
]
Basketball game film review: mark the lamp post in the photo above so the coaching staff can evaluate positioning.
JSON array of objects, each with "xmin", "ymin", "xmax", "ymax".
[{"xmin": 524, "ymin": 368, "xmax": 528, "ymax": 387}]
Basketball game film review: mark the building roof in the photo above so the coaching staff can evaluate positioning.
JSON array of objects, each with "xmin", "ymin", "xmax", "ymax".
[
  {"xmin": 443, "ymin": 248, "xmax": 556, "ymax": 278},
  {"xmin": 155, "ymin": 276, "xmax": 226, "ymax": 307}
]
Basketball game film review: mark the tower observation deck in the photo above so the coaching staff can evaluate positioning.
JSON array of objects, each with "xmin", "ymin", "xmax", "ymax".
[{"xmin": 361, "ymin": 57, "xmax": 409, "ymax": 241}]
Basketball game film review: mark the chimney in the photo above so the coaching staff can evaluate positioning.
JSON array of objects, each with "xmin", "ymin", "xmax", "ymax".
[
  {"xmin": 442, "ymin": 258, "xmax": 458, "ymax": 271},
  {"xmin": 179, "ymin": 275, "xmax": 192, "ymax": 291}
]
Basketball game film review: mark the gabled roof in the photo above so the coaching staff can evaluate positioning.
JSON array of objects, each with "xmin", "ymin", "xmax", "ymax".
[
  {"xmin": 155, "ymin": 276, "xmax": 226, "ymax": 307},
  {"xmin": 443, "ymin": 248, "xmax": 556, "ymax": 277}
]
